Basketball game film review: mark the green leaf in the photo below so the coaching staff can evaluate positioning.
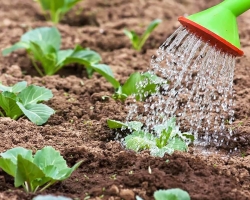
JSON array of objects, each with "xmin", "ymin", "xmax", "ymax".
[
  {"xmin": 91, "ymin": 64, "xmax": 120, "ymax": 89},
  {"xmin": 33, "ymin": 195, "xmax": 72, "ymax": 200},
  {"xmin": 56, "ymin": 49, "xmax": 74, "ymax": 67},
  {"xmin": 0, "ymin": 92, "xmax": 23, "ymax": 119},
  {"xmin": 0, "ymin": 81, "xmax": 27, "ymax": 93},
  {"xmin": 112, "ymin": 86, "xmax": 127, "ymax": 101},
  {"xmin": 127, "ymin": 121, "xmax": 144, "ymax": 131},
  {"xmin": 115, "ymin": 72, "xmax": 164, "ymax": 101},
  {"xmin": 124, "ymin": 30, "xmax": 140, "ymax": 50},
  {"xmin": 142, "ymin": 72, "xmax": 163, "ymax": 84},
  {"xmin": 38, "ymin": 0, "xmax": 52, "ymax": 10},
  {"xmin": 154, "ymin": 189, "xmax": 191, "ymax": 200},
  {"xmin": 12, "ymin": 81, "xmax": 28, "ymax": 93},
  {"xmin": 141, "ymin": 19, "xmax": 162, "ymax": 44},
  {"xmin": 16, "ymin": 102, "xmax": 55, "ymax": 125},
  {"xmin": 34, "ymin": 146, "xmax": 82, "ymax": 180},
  {"xmin": 0, "ymin": 84, "xmax": 12, "ymax": 92},
  {"xmin": 62, "ymin": 0, "xmax": 82, "ymax": 13},
  {"xmin": 18, "ymin": 85, "xmax": 53, "ymax": 106},
  {"xmin": 61, "ymin": 48, "xmax": 102, "ymax": 77},
  {"xmin": 15, "ymin": 155, "xmax": 45, "ymax": 188},
  {"xmin": 64, "ymin": 48, "xmax": 102, "ymax": 66},
  {"xmin": 125, "ymin": 131, "xmax": 155, "ymax": 152},
  {"xmin": 122, "ymin": 72, "xmax": 142, "ymax": 96},
  {"xmin": 154, "ymin": 118, "xmax": 176, "ymax": 134},
  {"xmin": 21, "ymin": 27, "xmax": 61, "ymax": 51},
  {"xmin": 155, "ymin": 127, "xmax": 172, "ymax": 148},
  {"xmin": 123, "ymin": 29, "xmax": 136, "ymax": 42},
  {"xmin": 107, "ymin": 119, "xmax": 143, "ymax": 131},
  {"xmin": 0, "ymin": 147, "xmax": 33, "ymax": 163},
  {"xmin": 166, "ymin": 137, "xmax": 188, "ymax": 152},
  {"xmin": 107, "ymin": 119, "xmax": 127, "ymax": 129},
  {"xmin": 139, "ymin": 72, "xmax": 163, "ymax": 99},
  {"xmin": 44, "ymin": 161, "xmax": 82, "ymax": 181},
  {"xmin": 150, "ymin": 146, "xmax": 174, "ymax": 157},
  {"xmin": 42, "ymin": 165, "xmax": 61, "ymax": 179},
  {"xmin": 183, "ymin": 133, "xmax": 195, "ymax": 142},
  {"xmin": 124, "ymin": 19, "xmax": 161, "ymax": 51},
  {"xmin": 2, "ymin": 42, "xmax": 29, "ymax": 56},
  {"xmin": 34, "ymin": 147, "xmax": 68, "ymax": 171},
  {"xmin": 0, "ymin": 147, "xmax": 33, "ymax": 177},
  {"xmin": 37, "ymin": 0, "xmax": 81, "ymax": 23},
  {"xmin": 0, "ymin": 158, "xmax": 16, "ymax": 177},
  {"xmin": 29, "ymin": 41, "xmax": 57, "ymax": 75}
]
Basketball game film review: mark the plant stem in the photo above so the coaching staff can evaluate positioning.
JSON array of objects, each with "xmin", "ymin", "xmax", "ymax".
[
  {"xmin": 12, "ymin": 115, "xmax": 20, "ymax": 120},
  {"xmin": 33, "ymin": 185, "xmax": 40, "ymax": 193},
  {"xmin": 23, "ymin": 182, "xmax": 30, "ymax": 193},
  {"xmin": 39, "ymin": 181, "xmax": 56, "ymax": 192},
  {"xmin": 30, "ymin": 57, "xmax": 44, "ymax": 77},
  {"xmin": 0, "ymin": 110, "xmax": 5, "ymax": 117},
  {"xmin": 50, "ymin": 11, "xmax": 60, "ymax": 24}
]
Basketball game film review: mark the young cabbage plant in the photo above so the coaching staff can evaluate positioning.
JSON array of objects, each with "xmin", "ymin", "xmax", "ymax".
[
  {"xmin": 0, "ymin": 81, "xmax": 54, "ymax": 125},
  {"xmin": 0, "ymin": 146, "xmax": 83, "ymax": 193},
  {"xmin": 107, "ymin": 117, "xmax": 194, "ymax": 157},
  {"xmin": 36, "ymin": 0, "xmax": 81, "ymax": 23},
  {"xmin": 33, "ymin": 195, "xmax": 72, "ymax": 200},
  {"xmin": 136, "ymin": 188, "xmax": 190, "ymax": 200},
  {"xmin": 2, "ymin": 27, "xmax": 107, "ymax": 77},
  {"xmin": 154, "ymin": 188, "xmax": 191, "ymax": 200},
  {"xmin": 92, "ymin": 68, "xmax": 165, "ymax": 102},
  {"xmin": 114, "ymin": 72, "xmax": 165, "ymax": 102},
  {"xmin": 124, "ymin": 19, "xmax": 162, "ymax": 51}
]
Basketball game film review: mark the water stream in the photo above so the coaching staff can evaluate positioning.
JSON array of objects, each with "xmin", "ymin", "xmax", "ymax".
[{"xmin": 126, "ymin": 26, "xmax": 236, "ymax": 148}]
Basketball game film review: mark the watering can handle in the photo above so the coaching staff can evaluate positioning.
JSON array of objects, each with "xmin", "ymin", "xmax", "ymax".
[{"xmin": 222, "ymin": 0, "xmax": 250, "ymax": 17}]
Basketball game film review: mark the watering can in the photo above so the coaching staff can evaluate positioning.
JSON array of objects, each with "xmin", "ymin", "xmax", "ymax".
[{"xmin": 178, "ymin": 0, "xmax": 250, "ymax": 56}]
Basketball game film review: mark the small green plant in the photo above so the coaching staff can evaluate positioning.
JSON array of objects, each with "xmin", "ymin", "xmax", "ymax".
[
  {"xmin": 35, "ymin": 0, "xmax": 81, "ymax": 23},
  {"xmin": 107, "ymin": 117, "xmax": 193, "ymax": 157},
  {"xmin": 154, "ymin": 188, "xmax": 191, "ymax": 200},
  {"xmin": 2, "ymin": 27, "xmax": 109, "ymax": 77},
  {"xmin": 33, "ymin": 195, "xmax": 72, "ymax": 200},
  {"xmin": 113, "ymin": 72, "xmax": 166, "ymax": 101},
  {"xmin": 124, "ymin": 19, "xmax": 162, "ymax": 51},
  {"xmin": 0, "ymin": 146, "xmax": 83, "ymax": 193},
  {"xmin": 95, "ymin": 69, "xmax": 166, "ymax": 102},
  {"xmin": 0, "ymin": 81, "xmax": 54, "ymax": 125},
  {"xmin": 136, "ymin": 188, "xmax": 190, "ymax": 200}
]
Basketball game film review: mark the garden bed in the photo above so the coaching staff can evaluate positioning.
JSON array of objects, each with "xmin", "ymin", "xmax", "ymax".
[{"xmin": 0, "ymin": 0, "xmax": 250, "ymax": 199}]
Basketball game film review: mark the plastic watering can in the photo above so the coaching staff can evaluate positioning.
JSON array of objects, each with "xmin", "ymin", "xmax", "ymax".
[{"xmin": 178, "ymin": 0, "xmax": 250, "ymax": 56}]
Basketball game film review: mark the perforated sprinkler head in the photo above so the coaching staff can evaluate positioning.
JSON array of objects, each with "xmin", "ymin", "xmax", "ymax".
[{"xmin": 178, "ymin": 0, "xmax": 250, "ymax": 56}]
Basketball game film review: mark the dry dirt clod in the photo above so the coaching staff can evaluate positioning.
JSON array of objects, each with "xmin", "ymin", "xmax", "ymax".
[
  {"xmin": 108, "ymin": 185, "xmax": 120, "ymax": 195},
  {"xmin": 119, "ymin": 189, "xmax": 135, "ymax": 200}
]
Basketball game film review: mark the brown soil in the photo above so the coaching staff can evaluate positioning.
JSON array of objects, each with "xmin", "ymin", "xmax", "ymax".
[{"xmin": 0, "ymin": 0, "xmax": 250, "ymax": 200}]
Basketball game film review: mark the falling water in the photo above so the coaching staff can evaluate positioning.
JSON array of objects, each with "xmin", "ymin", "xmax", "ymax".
[{"xmin": 126, "ymin": 26, "xmax": 236, "ymax": 148}]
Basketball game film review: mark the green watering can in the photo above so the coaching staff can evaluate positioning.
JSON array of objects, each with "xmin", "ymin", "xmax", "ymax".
[{"xmin": 178, "ymin": 0, "xmax": 250, "ymax": 56}]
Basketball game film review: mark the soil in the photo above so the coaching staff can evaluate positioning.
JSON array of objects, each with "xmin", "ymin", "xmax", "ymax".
[{"xmin": 0, "ymin": 0, "xmax": 250, "ymax": 199}]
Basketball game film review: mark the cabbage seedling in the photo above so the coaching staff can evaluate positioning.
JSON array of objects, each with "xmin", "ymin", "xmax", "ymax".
[
  {"xmin": 2, "ymin": 27, "xmax": 108, "ymax": 77},
  {"xmin": 35, "ymin": 0, "xmax": 81, "ymax": 23},
  {"xmin": 113, "ymin": 72, "xmax": 165, "ymax": 102},
  {"xmin": 124, "ymin": 19, "xmax": 162, "ymax": 51},
  {"xmin": 154, "ymin": 188, "xmax": 191, "ymax": 200},
  {"xmin": 91, "ymin": 67, "xmax": 166, "ymax": 102},
  {"xmin": 107, "ymin": 118, "xmax": 194, "ymax": 157},
  {"xmin": 0, "ymin": 146, "xmax": 83, "ymax": 193},
  {"xmin": 0, "ymin": 81, "xmax": 54, "ymax": 125},
  {"xmin": 33, "ymin": 195, "xmax": 72, "ymax": 200}
]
